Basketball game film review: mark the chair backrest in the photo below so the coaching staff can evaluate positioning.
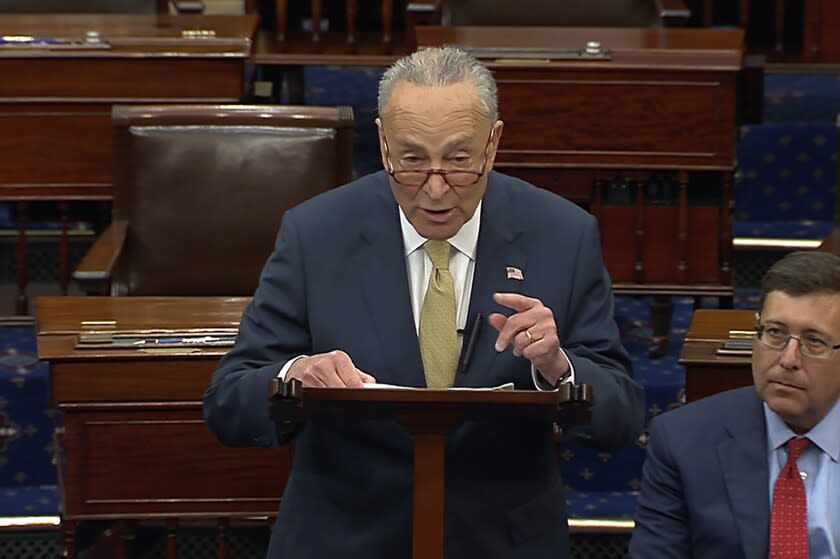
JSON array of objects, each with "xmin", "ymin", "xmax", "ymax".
[
  {"xmin": 111, "ymin": 104, "xmax": 354, "ymax": 296},
  {"xmin": 0, "ymin": 0, "xmax": 167, "ymax": 13},
  {"xmin": 444, "ymin": 0, "xmax": 661, "ymax": 27}
]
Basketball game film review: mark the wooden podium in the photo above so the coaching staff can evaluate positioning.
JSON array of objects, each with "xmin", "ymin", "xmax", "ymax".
[
  {"xmin": 270, "ymin": 379, "xmax": 593, "ymax": 559},
  {"xmin": 35, "ymin": 296, "xmax": 288, "ymax": 559}
]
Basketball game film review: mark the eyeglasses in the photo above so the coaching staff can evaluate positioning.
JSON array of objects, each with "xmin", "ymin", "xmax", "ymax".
[
  {"xmin": 382, "ymin": 132, "xmax": 493, "ymax": 188},
  {"xmin": 755, "ymin": 322, "xmax": 840, "ymax": 359}
]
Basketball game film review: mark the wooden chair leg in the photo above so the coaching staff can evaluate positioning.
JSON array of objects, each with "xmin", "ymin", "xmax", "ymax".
[
  {"xmin": 57, "ymin": 200, "xmax": 70, "ymax": 295},
  {"xmin": 738, "ymin": 0, "xmax": 750, "ymax": 50},
  {"xmin": 649, "ymin": 295, "xmax": 673, "ymax": 358},
  {"xmin": 346, "ymin": 0, "xmax": 357, "ymax": 49},
  {"xmin": 381, "ymin": 0, "xmax": 393, "ymax": 51},
  {"xmin": 310, "ymin": 0, "xmax": 322, "ymax": 46},
  {"xmin": 15, "ymin": 201, "xmax": 29, "ymax": 315},
  {"xmin": 62, "ymin": 519, "xmax": 77, "ymax": 559},
  {"xmin": 803, "ymin": 0, "xmax": 817, "ymax": 61},
  {"xmin": 116, "ymin": 520, "xmax": 135, "ymax": 559},
  {"xmin": 216, "ymin": 518, "xmax": 229, "ymax": 559},
  {"xmin": 775, "ymin": 0, "xmax": 785, "ymax": 51},
  {"xmin": 274, "ymin": 0, "xmax": 288, "ymax": 42},
  {"xmin": 166, "ymin": 519, "xmax": 178, "ymax": 559}
]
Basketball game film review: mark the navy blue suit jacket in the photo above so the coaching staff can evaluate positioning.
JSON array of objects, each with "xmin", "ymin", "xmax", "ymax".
[
  {"xmin": 629, "ymin": 386, "xmax": 771, "ymax": 559},
  {"xmin": 203, "ymin": 171, "xmax": 644, "ymax": 559}
]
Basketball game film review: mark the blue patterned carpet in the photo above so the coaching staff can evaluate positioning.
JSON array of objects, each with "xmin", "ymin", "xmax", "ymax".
[
  {"xmin": 0, "ymin": 324, "xmax": 56, "ymax": 517},
  {"xmin": 0, "ymin": 65, "xmax": 836, "ymax": 521}
]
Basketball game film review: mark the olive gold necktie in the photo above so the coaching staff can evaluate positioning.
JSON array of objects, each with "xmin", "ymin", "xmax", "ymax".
[{"xmin": 419, "ymin": 240, "xmax": 458, "ymax": 388}]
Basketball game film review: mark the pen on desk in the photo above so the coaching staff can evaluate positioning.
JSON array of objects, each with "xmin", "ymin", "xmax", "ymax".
[{"xmin": 457, "ymin": 313, "xmax": 484, "ymax": 375}]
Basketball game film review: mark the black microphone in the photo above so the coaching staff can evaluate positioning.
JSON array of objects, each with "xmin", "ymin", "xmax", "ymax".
[{"xmin": 457, "ymin": 313, "xmax": 484, "ymax": 375}]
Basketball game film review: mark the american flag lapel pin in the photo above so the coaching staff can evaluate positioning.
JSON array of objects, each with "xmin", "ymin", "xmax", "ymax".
[{"xmin": 506, "ymin": 266, "xmax": 524, "ymax": 281}]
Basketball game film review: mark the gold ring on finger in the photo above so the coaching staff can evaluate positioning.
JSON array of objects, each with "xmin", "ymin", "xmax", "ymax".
[{"xmin": 525, "ymin": 329, "xmax": 535, "ymax": 344}]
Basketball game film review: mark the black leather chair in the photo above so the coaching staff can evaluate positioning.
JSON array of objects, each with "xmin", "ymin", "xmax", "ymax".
[{"xmin": 73, "ymin": 104, "xmax": 355, "ymax": 296}]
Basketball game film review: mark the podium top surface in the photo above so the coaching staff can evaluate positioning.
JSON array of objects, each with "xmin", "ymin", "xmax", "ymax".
[
  {"xmin": 417, "ymin": 26, "xmax": 744, "ymax": 70},
  {"xmin": 282, "ymin": 383, "xmax": 585, "ymax": 406},
  {"xmin": 0, "ymin": 14, "xmax": 258, "ymax": 57}
]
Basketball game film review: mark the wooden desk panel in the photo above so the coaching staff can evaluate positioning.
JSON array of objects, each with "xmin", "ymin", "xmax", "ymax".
[
  {"xmin": 0, "ymin": 104, "xmax": 111, "ymax": 187},
  {"xmin": 494, "ymin": 69, "xmax": 736, "ymax": 169},
  {"xmin": 36, "ymin": 296, "xmax": 287, "ymax": 521},
  {"xmin": 680, "ymin": 308, "xmax": 753, "ymax": 402}
]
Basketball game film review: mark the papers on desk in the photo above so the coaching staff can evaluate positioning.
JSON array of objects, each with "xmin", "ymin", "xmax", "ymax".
[
  {"xmin": 76, "ymin": 328, "xmax": 237, "ymax": 349},
  {"xmin": 363, "ymin": 382, "xmax": 515, "ymax": 391},
  {"xmin": 0, "ymin": 35, "xmax": 111, "ymax": 50},
  {"xmin": 716, "ymin": 338, "xmax": 753, "ymax": 357}
]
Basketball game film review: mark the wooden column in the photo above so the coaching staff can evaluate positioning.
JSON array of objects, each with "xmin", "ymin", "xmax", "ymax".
[
  {"xmin": 346, "ymin": 0, "xmax": 358, "ymax": 48},
  {"xmin": 775, "ymin": 0, "xmax": 785, "ymax": 51},
  {"xmin": 677, "ymin": 170, "xmax": 689, "ymax": 284},
  {"xmin": 382, "ymin": 0, "xmax": 394, "ymax": 50},
  {"xmin": 719, "ymin": 171, "xmax": 733, "ymax": 286},
  {"xmin": 15, "ymin": 201, "xmax": 28, "ymax": 315}
]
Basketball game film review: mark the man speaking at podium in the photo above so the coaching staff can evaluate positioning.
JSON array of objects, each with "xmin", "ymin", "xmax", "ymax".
[{"xmin": 203, "ymin": 46, "xmax": 644, "ymax": 559}]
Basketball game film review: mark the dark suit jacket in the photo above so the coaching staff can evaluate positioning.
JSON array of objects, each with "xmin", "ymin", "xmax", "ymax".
[
  {"xmin": 203, "ymin": 171, "xmax": 644, "ymax": 559},
  {"xmin": 629, "ymin": 386, "xmax": 771, "ymax": 559}
]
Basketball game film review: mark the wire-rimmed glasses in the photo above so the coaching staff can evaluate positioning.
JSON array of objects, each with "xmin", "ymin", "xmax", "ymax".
[
  {"xmin": 382, "ymin": 132, "xmax": 493, "ymax": 188},
  {"xmin": 755, "ymin": 322, "xmax": 840, "ymax": 359}
]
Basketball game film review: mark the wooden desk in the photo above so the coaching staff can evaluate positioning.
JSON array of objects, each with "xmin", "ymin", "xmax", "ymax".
[
  {"xmin": 680, "ymin": 308, "xmax": 754, "ymax": 402},
  {"xmin": 35, "ymin": 296, "xmax": 287, "ymax": 558},
  {"xmin": 417, "ymin": 26, "xmax": 744, "ymax": 296},
  {"xmin": 0, "ymin": 14, "xmax": 257, "ymax": 315}
]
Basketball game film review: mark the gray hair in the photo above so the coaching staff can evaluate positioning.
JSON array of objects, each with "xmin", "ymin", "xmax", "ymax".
[
  {"xmin": 759, "ymin": 251, "xmax": 840, "ymax": 310},
  {"xmin": 377, "ymin": 47, "xmax": 498, "ymax": 122}
]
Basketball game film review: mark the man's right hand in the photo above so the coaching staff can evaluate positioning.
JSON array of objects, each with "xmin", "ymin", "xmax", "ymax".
[{"xmin": 287, "ymin": 350, "xmax": 376, "ymax": 388}]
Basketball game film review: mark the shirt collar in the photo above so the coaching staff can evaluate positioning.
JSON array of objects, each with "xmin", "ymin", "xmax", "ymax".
[
  {"xmin": 399, "ymin": 200, "xmax": 482, "ymax": 260},
  {"xmin": 764, "ymin": 396, "xmax": 840, "ymax": 462}
]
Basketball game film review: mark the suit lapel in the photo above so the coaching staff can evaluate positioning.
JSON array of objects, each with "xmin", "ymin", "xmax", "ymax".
[
  {"xmin": 455, "ymin": 176, "xmax": 526, "ymax": 385},
  {"xmin": 717, "ymin": 389, "xmax": 770, "ymax": 558},
  {"xmin": 359, "ymin": 185, "xmax": 426, "ymax": 387}
]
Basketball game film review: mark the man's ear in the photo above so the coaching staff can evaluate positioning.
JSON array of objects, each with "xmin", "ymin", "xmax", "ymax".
[
  {"xmin": 375, "ymin": 118, "xmax": 389, "ymax": 171},
  {"xmin": 487, "ymin": 120, "xmax": 504, "ymax": 166}
]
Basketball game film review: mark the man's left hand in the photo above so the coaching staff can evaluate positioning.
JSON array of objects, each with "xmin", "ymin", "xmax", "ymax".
[{"xmin": 488, "ymin": 292, "xmax": 570, "ymax": 384}]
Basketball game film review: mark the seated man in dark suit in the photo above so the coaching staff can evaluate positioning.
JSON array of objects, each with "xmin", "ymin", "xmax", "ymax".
[
  {"xmin": 203, "ymin": 46, "xmax": 644, "ymax": 559},
  {"xmin": 630, "ymin": 250, "xmax": 840, "ymax": 558}
]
